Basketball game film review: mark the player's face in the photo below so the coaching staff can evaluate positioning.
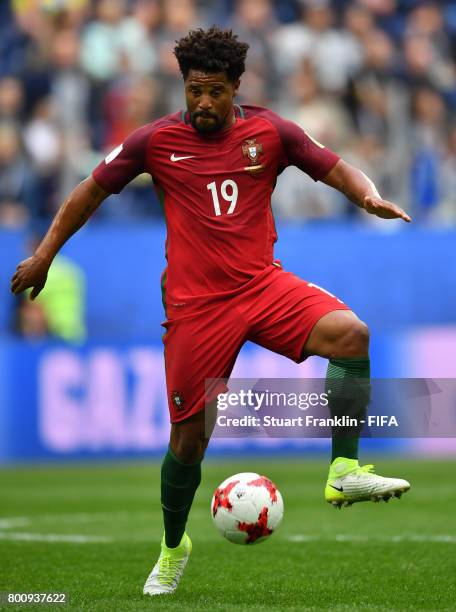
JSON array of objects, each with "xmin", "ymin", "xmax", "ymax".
[{"xmin": 185, "ymin": 70, "xmax": 240, "ymax": 134}]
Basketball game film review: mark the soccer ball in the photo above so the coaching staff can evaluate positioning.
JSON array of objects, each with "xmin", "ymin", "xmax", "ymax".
[{"xmin": 211, "ymin": 472, "xmax": 284, "ymax": 544}]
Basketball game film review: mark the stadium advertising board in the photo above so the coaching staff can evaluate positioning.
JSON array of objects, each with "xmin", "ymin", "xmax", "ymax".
[{"xmin": 1, "ymin": 331, "xmax": 455, "ymax": 462}]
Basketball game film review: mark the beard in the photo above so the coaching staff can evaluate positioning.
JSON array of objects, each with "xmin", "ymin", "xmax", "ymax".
[{"xmin": 190, "ymin": 111, "xmax": 224, "ymax": 134}]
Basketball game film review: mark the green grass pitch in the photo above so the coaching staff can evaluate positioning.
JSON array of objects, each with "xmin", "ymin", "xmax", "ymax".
[{"xmin": 1, "ymin": 457, "xmax": 455, "ymax": 611}]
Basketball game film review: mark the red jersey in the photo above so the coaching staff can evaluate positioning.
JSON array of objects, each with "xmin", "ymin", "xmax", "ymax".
[{"xmin": 92, "ymin": 105, "xmax": 339, "ymax": 310}]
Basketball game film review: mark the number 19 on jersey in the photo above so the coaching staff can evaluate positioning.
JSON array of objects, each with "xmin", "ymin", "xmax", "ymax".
[{"xmin": 207, "ymin": 180, "xmax": 238, "ymax": 216}]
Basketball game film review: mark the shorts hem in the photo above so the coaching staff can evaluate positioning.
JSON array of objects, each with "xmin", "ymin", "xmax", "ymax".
[{"xmin": 170, "ymin": 403, "xmax": 206, "ymax": 424}]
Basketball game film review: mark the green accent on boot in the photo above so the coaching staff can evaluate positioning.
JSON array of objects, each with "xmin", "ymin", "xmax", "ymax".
[
  {"xmin": 325, "ymin": 457, "xmax": 373, "ymax": 504},
  {"xmin": 158, "ymin": 532, "xmax": 192, "ymax": 587},
  {"xmin": 143, "ymin": 532, "xmax": 193, "ymax": 595},
  {"xmin": 328, "ymin": 457, "xmax": 360, "ymax": 478}
]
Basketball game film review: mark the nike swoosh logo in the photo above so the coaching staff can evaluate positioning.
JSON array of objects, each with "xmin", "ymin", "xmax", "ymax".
[
  {"xmin": 329, "ymin": 484, "xmax": 344, "ymax": 492},
  {"xmin": 170, "ymin": 154, "xmax": 195, "ymax": 162}
]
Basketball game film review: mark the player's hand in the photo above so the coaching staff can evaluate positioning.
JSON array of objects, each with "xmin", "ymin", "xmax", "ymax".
[
  {"xmin": 10, "ymin": 255, "xmax": 51, "ymax": 300},
  {"xmin": 363, "ymin": 196, "xmax": 411, "ymax": 222}
]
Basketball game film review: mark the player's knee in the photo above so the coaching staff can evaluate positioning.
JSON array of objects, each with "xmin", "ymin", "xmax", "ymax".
[
  {"xmin": 171, "ymin": 434, "xmax": 208, "ymax": 464},
  {"xmin": 332, "ymin": 318, "xmax": 369, "ymax": 358}
]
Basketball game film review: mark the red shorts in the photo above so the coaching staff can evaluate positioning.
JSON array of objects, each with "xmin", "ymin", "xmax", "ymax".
[{"xmin": 162, "ymin": 264, "xmax": 350, "ymax": 422}]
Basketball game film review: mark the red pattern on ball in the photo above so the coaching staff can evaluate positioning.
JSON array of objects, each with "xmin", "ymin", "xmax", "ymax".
[
  {"xmin": 212, "ymin": 480, "xmax": 240, "ymax": 517},
  {"xmin": 238, "ymin": 507, "xmax": 273, "ymax": 543},
  {"xmin": 248, "ymin": 476, "xmax": 278, "ymax": 502}
]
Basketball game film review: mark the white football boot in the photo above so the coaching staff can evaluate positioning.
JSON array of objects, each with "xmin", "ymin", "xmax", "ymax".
[
  {"xmin": 326, "ymin": 457, "xmax": 410, "ymax": 508},
  {"xmin": 143, "ymin": 532, "xmax": 192, "ymax": 596}
]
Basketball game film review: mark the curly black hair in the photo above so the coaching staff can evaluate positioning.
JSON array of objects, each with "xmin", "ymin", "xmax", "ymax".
[{"xmin": 174, "ymin": 26, "xmax": 249, "ymax": 82}]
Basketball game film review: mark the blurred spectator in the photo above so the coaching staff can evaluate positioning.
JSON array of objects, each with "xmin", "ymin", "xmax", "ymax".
[
  {"xmin": 81, "ymin": 0, "xmax": 159, "ymax": 79},
  {"xmin": 78, "ymin": 0, "xmax": 118, "ymax": 144},
  {"xmin": 23, "ymin": 98, "xmax": 62, "ymax": 218},
  {"xmin": 103, "ymin": 76, "xmax": 160, "ymax": 148},
  {"xmin": 0, "ymin": 76, "xmax": 24, "ymax": 122},
  {"xmin": 283, "ymin": 61, "xmax": 353, "ymax": 151},
  {"xmin": 409, "ymin": 86, "xmax": 447, "ymax": 220},
  {"xmin": 155, "ymin": 0, "xmax": 203, "ymax": 111},
  {"xmin": 411, "ymin": 87, "xmax": 447, "ymax": 154},
  {"xmin": 80, "ymin": 0, "xmax": 129, "ymax": 82},
  {"xmin": 348, "ymin": 26, "xmax": 410, "ymax": 183},
  {"xmin": 238, "ymin": 70, "xmax": 270, "ymax": 107},
  {"xmin": 356, "ymin": 0, "xmax": 404, "ymax": 40},
  {"xmin": 48, "ymin": 26, "xmax": 91, "ymax": 199},
  {"xmin": 405, "ymin": 3, "xmax": 451, "ymax": 59},
  {"xmin": 274, "ymin": 1, "xmax": 362, "ymax": 93},
  {"xmin": 401, "ymin": 34, "xmax": 455, "ymax": 99},
  {"xmin": 0, "ymin": 122, "xmax": 39, "ymax": 225},
  {"xmin": 344, "ymin": 3, "xmax": 374, "ymax": 43},
  {"xmin": 23, "ymin": 100, "xmax": 61, "ymax": 171},
  {"xmin": 0, "ymin": 2, "xmax": 24, "ymax": 76},
  {"xmin": 117, "ymin": 0, "xmax": 160, "ymax": 74},
  {"xmin": 439, "ymin": 124, "xmax": 456, "ymax": 224},
  {"xmin": 11, "ymin": 1, "xmax": 55, "ymax": 110},
  {"xmin": 340, "ymin": 134, "xmax": 398, "ymax": 223},
  {"xmin": 50, "ymin": 27, "xmax": 89, "ymax": 131},
  {"xmin": 231, "ymin": 0, "xmax": 278, "ymax": 104}
]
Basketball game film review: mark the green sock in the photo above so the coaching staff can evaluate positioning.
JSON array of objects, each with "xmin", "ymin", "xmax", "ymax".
[
  {"xmin": 325, "ymin": 357, "xmax": 371, "ymax": 462},
  {"xmin": 161, "ymin": 447, "xmax": 202, "ymax": 548}
]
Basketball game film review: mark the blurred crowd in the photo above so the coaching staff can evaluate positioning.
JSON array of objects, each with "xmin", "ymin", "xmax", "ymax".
[{"xmin": 0, "ymin": 0, "xmax": 455, "ymax": 226}]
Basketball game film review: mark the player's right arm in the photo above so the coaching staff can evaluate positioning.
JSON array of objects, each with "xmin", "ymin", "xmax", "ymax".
[{"xmin": 11, "ymin": 176, "xmax": 110, "ymax": 299}]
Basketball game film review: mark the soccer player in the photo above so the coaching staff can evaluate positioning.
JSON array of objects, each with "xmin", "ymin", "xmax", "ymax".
[{"xmin": 11, "ymin": 27, "xmax": 411, "ymax": 596}]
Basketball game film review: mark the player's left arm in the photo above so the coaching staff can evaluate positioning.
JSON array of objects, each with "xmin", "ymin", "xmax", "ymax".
[
  {"xmin": 263, "ymin": 110, "xmax": 411, "ymax": 222},
  {"xmin": 322, "ymin": 159, "xmax": 411, "ymax": 222}
]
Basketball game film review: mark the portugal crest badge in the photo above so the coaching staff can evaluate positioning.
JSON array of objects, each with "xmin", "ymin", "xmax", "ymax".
[
  {"xmin": 242, "ymin": 138, "xmax": 263, "ymax": 164},
  {"xmin": 172, "ymin": 391, "xmax": 185, "ymax": 409},
  {"xmin": 242, "ymin": 139, "xmax": 265, "ymax": 174}
]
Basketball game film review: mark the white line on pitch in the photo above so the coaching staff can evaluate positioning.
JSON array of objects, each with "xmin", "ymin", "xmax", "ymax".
[
  {"xmin": 0, "ymin": 532, "xmax": 112, "ymax": 543},
  {"xmin": 0, "ymin": 512, "xmax": 149, "ymax": 527},
  {"xmin": 0, "ymin": 518, "xmax": 31, "ymax": 529},
  {"xmin": 288, "ymin": 534, "xmax": 456, "ymax": 543}
]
